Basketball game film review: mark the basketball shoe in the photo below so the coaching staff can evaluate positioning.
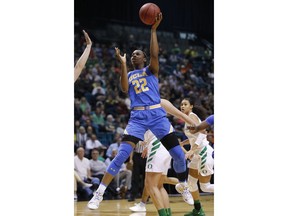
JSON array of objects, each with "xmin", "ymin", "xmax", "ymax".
[
  {"xmin": 175, "ymin": 182, "xmax": 194, "ymax": 205},
  {"xmin": 87, "ymin": 191, "xmax": 103, "ymax": 210}
]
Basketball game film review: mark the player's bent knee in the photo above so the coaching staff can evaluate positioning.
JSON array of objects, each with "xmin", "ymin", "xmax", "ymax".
[
  {"xmin": 106, "ymin": 143, "xmax": 133, "ymax": 176},
  {"xmin": 188, "ymin": 175, "xmax": 198, "ymax": 192},
  {"xmin": 170, "ymin": 145, "xmax": 186, "ymax": 173},
  {"xmin": 160, "ymin": 132, "xmax": 179, "ymax": 150},
  {"xmin": 200, "ymin": 182, "xmax": 214, "ymax": 193}
]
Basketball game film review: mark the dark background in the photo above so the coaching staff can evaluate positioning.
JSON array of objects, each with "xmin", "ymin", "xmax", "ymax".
[{"xmin": 74, "ymin": 0, "xmax": 214, "ymax": 44}]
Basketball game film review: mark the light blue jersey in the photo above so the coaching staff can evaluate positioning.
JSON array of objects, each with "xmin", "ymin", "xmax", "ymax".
[
  {"xmin": 124, "ymin": 66, "xmax": 174, "ymax": 141},
  {"xmin": 127, "ymin": 66, "xmax": 160, "ymax": 109}
]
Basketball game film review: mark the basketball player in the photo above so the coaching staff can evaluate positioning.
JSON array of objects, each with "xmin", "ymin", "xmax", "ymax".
[
  {"xmin": 74, "ymin": 30, "xmax": 92, "ymax": 82},
  {"xmin": 130, "ymin": 99, "xmax": 198, "ymax": 215},
  {"xmin": 87, "ymin": 13, "xmax": 193, "ymax": 211},
  {"xmin": 178, "ymin": 98, "xmax": 214, "ymax": 216},
  {"xmin": 129, "ymin": 130, "xmax": 178, "ymax": 216}
]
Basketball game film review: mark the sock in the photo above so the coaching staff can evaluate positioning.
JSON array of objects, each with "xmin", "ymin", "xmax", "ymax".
[
  {"xmin": 97, "ymin": 183, "xmax": 107, "ymax": 194},
  {"xmin": 194, "ymin": 200, "xmax": 201, "ymax": 211},
  {"xmin": 158, "ymin": 208, "xmax": 168, "ymax": 216},
  {"xmin": 139, "ymin": 201, "xmax": 146, "ymax": 207},
  {"xmin": 165, "ymin": 208, "xmax": 172, "ymax": 216}
]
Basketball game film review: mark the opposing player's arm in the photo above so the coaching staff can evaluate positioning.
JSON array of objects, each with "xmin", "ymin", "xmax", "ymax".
[
  {"xmin": 74, "ymin": 30, "xmax": 92, "ymax": 82},
  {"xmin": 189, "ymin": 121, "xmax": 210, "ymax": 134},
  {"xmin": 115, "ymin": 47, "xmax": 128, "ymax": 93},
  {"xmin": 179, "ymin": 139, "xmax": 190, "ymax": 147},
  {"xmin": 160, "ymin": 98, "xmax": 196, "ymax": 126},
  {"xmin": 149, "ymin": 13, "xmax": 162, "ymax": 76},
  {"xmin": 189, "ymin": 114, "xmax": 214, "ymax": 134}
]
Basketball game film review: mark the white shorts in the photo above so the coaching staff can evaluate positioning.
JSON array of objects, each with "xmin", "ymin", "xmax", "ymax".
[
  {"xmin": 188, "ymin": 144, "xmax": 214, "ymax": 176},
  {"xmin": 145, "ymin": 139, "xmax": 171, "ymax": 175}
]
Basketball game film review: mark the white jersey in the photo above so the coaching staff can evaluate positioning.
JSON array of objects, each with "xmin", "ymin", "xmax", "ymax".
[
  {"xmin": 184, "ymin": 112, "xmax": 209, "ymax": 154},
  {"xmin": 184, "ymin": 112, "xmax": 214, "ymax": 176},
  {"xmin": 144, "ymin": 130, "xmax": 172, "ymax": 174}
]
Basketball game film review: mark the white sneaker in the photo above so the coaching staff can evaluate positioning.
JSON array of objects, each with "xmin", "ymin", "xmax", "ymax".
[
  {"xmin": 175, "ymin": 182, "xmax": 194, "ymax": 205},
  {"xmin": 129, "ymin": 202, "xmax": 146, "ymax": 212},
  {"xmin": 87, "ymin": 191, "xmax": 103, "ymax": 210}
]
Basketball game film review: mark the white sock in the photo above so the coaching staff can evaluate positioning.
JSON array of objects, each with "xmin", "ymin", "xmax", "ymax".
[
  {"xmin": 97, "ymin": 183, "xmax": 107, "ymax": 194},
  {"xmin": 139, "ymin": 202, "xmax": 146, "ymax": 206}
]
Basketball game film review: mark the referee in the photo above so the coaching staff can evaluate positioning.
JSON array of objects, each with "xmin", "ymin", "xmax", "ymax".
[{"xmin": 128, "ymin": 140, "xmax": 147, "ymax": 202}]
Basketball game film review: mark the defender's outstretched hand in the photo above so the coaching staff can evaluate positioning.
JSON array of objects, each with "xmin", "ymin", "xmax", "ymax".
[{"xmin": 83, "ymin": 30, "xmax": 92, "ymax": 47}]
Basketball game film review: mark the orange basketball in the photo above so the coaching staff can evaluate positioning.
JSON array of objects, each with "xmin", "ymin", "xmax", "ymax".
[{"xmin": 139, "ymin": 3, "xmax": 161, "ymax": 25}]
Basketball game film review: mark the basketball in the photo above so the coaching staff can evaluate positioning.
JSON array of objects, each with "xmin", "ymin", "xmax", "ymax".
[{"xmin": 139, "ymin": 3, "xmax": 161, "ymax": 25}]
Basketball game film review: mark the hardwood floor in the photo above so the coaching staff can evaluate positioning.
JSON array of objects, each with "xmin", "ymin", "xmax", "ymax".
[{"xmin": 74, "ymin": 194, "xmax": 214, "ymax": 216}]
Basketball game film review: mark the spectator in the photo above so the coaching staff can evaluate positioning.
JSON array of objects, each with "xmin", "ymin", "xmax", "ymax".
[
  {"xmin": 74, "ymin": 99, "xmax": 83, "ymax": 120},
  {"xmin": 89, "ymin": 149, "xmax": 107, "ymax": 180},
  {"xmin": 79, "ymin": 96, "xmax": 91, "ymax": 113},
  {"xmin": 74, "ymin": 147, "xmax": 100, "ymax": 201},
  {"xmin": 96, "ymin": 148, "xmax": 106, "ymax": 162},
  {"xmin": 74, "ymin": 120, "xmax": 81, "ymax": 134},
  {"xmin": 75, "ymin": 126, "xmax": 88, "ymax": 148},
  {"xmin": 74, "ymin": 171, "xmax": 92, "ymax": 201},
  {"xmin": 105, "ymin": 114, "xmax": 116, "ymax": 133},
  {"xmin": 116, "ymin": 122, "xmax": 126, "ymax": 135},
  {"xmin": 85, "ymin": 134, "xmax": 107, "ymax": 158},
  {"xmin": 106, "ymin": 134, "xmax": 122, "ymax": 158},
  {"xmin": 86, "ymin": 126, "xmax": 94, "ymax": 139},
  {"xmin": 91, "ymin": 106, "xmax": 106, "ymax": 132},
  {"xmin": 91, "ymin": 83, "xmax": 106, "ymax": 102}
]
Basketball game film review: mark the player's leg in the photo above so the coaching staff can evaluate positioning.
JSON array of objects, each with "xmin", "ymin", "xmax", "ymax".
[
  {"xmin": 151, "ymin": 117, "xmax": 193, "ymax": 205},
  {"xmin": 158, "ymin": 132, "xmax": 193, "ymax": 205},
  {"xmin": 163, "ymin": 176, "xmax": 179, "ymax": 185},
  {"xmin": 199, "ymin": 175, "xmax": 213, "ymax": 192},
  {"xmin": 184, "ymin": 160, "xmax": 207, "ymax": 216},
  {"xmin": 150, "ymin": 116, "xmax": 187, "ymax": 181},
  {"xmin": 159, "ymin": 175, "xmax": 172, "ymax": 216},
  {"xmin": 145, "ymin": 172, "xmax": 168, "ymax": 216},
  {"xmin": 88, "ymin": 135, "xmax": 140, "ymax": 209},
  {"xmin": 198, "ymin": 145, "xmax": 214, "ymax": 193}
]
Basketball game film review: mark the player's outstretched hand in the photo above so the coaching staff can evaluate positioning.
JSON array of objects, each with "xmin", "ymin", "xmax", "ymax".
[
  {"xmin": 83, "ymin": 30, "xmax": 92, "ymax": 47},
  {"xmin": 152, "ymin": 12, "xmax": 162, "ymax": 30},
  {"xmin": 115, "ymin": 47, "xmax": 126, "ymax": 64}
]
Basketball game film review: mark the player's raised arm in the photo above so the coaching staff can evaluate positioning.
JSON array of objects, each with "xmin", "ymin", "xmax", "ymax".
[
  {"xmin": 148, "ymin": 13, "xmax": 162, "ymax": 76},
  {"xmin": 115, "ymin": 47, "xmax": 128, "ymax": 93},
  {"xmin": 74, "ymin": 30, "xmax": 92, "ymax": 82}
]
